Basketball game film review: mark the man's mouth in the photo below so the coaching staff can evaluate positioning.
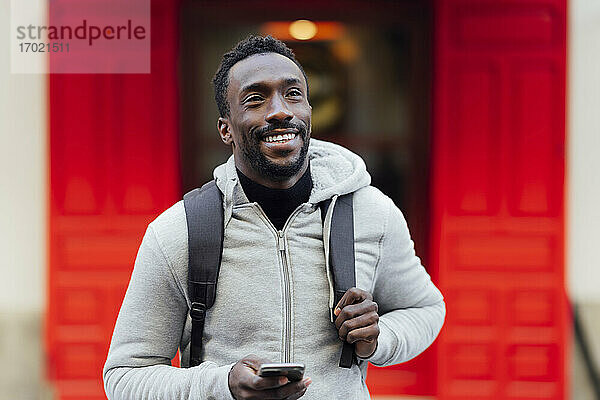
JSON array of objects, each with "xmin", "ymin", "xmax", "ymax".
[
  {"xmin": 263, "ymin": 133, "xmax": 296, "ymax": 143},
  {"xmin": 262, "ymin": 130, "xmax": 298, "ymax": 144}
]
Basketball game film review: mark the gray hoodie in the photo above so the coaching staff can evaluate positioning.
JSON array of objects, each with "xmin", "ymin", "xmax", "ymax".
[{"xmin": 103, "ymin": 139, "xmax": 445, "ymax": 399}]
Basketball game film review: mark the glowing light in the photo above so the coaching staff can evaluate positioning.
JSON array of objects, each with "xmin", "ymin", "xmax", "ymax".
[{"xmin": 289, "ymin": 20, "xmax": 317, "ymax": 41}]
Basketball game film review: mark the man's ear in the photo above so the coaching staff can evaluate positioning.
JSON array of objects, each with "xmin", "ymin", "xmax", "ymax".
[{"xmin": 217, "ymin": 118, "xmax": 233, "ymax": 145}]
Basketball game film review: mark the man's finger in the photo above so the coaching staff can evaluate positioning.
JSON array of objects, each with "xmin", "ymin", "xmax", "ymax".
[
  {"xmin": 241, "ymin": 354, "xmax": 266, "ymax": 371},
  {"xmin": 284, "ymin": 385, "xmax": 308, "ymax": 400},
  {"xmin": 239, "ymin": 355, "xmax": 285, "ymax": 391},
  {"xmin": 259, "ymin": 378, "xmax": 311, "ymax": 399},
  {"xmin": 334, "ymin": 288, "xmax": 372, "ymax": 316},
  {"xmin": 337, "ymin": 311, "xmax": 379, "ymax": 340},
  {"xmin": 346, "ymin": 324, "xmax": 380, "ymax": 344},
  {"xmin": 251, "ymin": 375, "xmax": 289, "ymax": 390},
  {"xmin": 334, "ymin": 300, "xmax": 378, "ymax": 330}
]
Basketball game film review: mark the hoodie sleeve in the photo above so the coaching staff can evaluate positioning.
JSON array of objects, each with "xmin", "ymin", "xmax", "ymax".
[
  {"xmin": 103, "ymin": 226, "xmax": 235, "ymax": 400},
  {"xmin": 364, "ymin": 199, "xmax": 446, "ymax": 367}
]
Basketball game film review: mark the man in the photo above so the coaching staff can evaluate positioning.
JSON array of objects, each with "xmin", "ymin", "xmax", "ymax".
[{"xmin": 103, "ymin": 35, "xmax": 445, "ymax": 399}]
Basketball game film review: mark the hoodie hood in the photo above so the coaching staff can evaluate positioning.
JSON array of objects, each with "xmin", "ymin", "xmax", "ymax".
[
  {"xmin": 213, "ymin": 139, "xmax": 371, "ymax": 221},
  {"xmin": 306, "ymin": 139, "xmax": 372, "ymax": 203}
]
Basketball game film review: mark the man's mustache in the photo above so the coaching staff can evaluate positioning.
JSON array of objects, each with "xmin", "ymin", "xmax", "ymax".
[{"xmin": 253, "ymin": 121, "xmax": 307, "ymax": 138}]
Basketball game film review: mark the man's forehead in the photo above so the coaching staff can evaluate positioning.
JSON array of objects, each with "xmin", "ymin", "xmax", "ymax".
[{"xmin": 228, "ymin": 53, "xmax": 306, "ymax": 92}]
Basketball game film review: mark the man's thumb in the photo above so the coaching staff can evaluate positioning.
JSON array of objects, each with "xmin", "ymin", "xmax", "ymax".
[{"xmin": 241, "ymin": 354, "xmax": 265, "ymax": 372}]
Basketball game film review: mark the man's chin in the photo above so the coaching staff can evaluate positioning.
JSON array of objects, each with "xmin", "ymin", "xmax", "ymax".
[
  {"xmin": 261, "ymin": 160, "xmax": 305, "ymax": 180},
  {"xmin": 242, "ymin": 134, "xmax": 309, "ymax": 181}
]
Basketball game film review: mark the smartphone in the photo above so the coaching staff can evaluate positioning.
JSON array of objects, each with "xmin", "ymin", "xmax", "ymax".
[{"xmin": 258, "ymin": 363, "xmax": 305, "ymax": 382}]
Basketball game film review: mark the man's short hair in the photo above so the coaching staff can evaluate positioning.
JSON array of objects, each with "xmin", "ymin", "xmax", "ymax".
[{"xmin": 213, "ymin": 35, "xmax": 309, "ymax": 118}]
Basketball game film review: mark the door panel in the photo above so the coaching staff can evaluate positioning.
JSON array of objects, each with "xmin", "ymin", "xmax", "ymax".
[
  {"xmin": 432, "ymin": 1, "xmax": 567, "ymax": 399},
  {"xmin": 47, "ymin": 1, "xmax": 180, "ymax": 397}
]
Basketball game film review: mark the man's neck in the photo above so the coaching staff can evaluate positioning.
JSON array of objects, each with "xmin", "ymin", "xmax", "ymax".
[
  {"xmin": 235, "ymin": 162, "xmax": 309, "ymax": 190},
  {"xmin": 236, "ymin": 166, "xmax": 312, "ymax": 231}
]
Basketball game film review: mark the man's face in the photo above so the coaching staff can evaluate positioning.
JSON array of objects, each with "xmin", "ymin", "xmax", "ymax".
[{"xmin": 218, "ymin": 52, "xmax": 311, "ymax": 188}]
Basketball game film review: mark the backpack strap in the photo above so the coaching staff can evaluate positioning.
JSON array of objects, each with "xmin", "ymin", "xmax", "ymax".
[
  {"xmin": 320, "ymin": 193, "xmax": 356, "ymax": 368},
  {"xmin": 183, "ymin": 180, "xmax": 224, "ymax": 367}
]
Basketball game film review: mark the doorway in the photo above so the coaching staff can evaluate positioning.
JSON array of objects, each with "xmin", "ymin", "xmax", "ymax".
[{"xmin": 179, "ymin": 0, "xmax": 434, "ymax": 395}]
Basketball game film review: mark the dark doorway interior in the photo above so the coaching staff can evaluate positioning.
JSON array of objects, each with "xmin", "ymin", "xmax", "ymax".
[{"xmin": 179, "ymin": 1, "xmax": 432, "ymax": 268}]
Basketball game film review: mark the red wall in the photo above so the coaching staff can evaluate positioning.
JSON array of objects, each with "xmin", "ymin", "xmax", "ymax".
[
  {"xmin": 47, "ymin": 1, "xmax": 180, "ymax": 398},
  {"xmin": 431, "ymin": 0, "xmax": 568, "ymax": 398}
]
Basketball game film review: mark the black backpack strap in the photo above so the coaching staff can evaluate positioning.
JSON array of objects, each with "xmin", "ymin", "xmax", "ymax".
[
  {"xmin": 320, "ymin": 193, "xmax": 356, "ymax": 368},
  {"xmin": 183, "ymin": 180, "xmax": 224, "ymax": 367}
]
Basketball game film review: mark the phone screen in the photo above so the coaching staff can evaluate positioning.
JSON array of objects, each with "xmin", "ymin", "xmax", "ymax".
[{"xmin": 258, "ymin": 363, "xmax": 305, "ymax": 382}]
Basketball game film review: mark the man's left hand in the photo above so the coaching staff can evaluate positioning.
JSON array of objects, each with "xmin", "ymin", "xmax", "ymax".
[{"xmin": 334, "ymin": 287, "xmax": 380, "ymax": 359}]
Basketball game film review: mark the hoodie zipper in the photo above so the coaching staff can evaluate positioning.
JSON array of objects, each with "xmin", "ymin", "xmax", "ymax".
[
  {"xmin": 277, "ymin": 230, "xmax": 292, "ymax": 362},
  {"xmin": 252, "ymin": 203, "xmax": 306, "ymax": 363}
]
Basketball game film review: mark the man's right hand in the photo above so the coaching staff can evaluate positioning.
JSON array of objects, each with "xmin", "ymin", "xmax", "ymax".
[{"xmin": 228, "ymin": 355, "xmax": 311, "ymax": 400}]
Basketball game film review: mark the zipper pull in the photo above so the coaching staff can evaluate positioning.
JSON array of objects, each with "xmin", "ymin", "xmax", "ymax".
[{"xmin": 278, "ymin": 231, "xmax": 285, "ymax": 251}]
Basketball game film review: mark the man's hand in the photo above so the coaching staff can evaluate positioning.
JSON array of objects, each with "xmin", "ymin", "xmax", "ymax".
[
  {"xmin": 228, "ymin": 355, "xmax": 311, "ymax": 400},
  {"xmin": 334, "ymin": 288, "xmax": 380, "ymax": 359}
]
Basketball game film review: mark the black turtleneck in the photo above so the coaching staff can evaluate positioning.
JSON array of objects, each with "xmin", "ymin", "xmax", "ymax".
[{"xmin": 237, "ymin": 167, "xmax": 313, "ymax": 231}]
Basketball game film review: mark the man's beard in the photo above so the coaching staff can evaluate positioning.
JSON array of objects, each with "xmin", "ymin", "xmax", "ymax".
[{"xmin": 240, "ymin": 120, "xmax": 310, "ymax": 181}]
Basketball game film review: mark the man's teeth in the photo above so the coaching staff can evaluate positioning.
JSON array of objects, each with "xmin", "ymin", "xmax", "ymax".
[{"xmin": 264, "ymin": 133, "xmax": 296, "ymax": 143}]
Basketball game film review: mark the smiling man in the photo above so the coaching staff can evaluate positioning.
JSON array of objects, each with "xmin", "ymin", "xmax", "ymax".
[
  {"xmin": 218, "ymin": 52, "xmax": 311, "ymax": 189},
  {"xmin": 103, "ymin": 36, "xmax": 445, "ymax": 400}
]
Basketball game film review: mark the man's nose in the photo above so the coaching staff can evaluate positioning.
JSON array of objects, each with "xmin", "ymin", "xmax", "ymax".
[{"xmin": 265, "ymin": 95, "xmax": 293, "ymax": 123}]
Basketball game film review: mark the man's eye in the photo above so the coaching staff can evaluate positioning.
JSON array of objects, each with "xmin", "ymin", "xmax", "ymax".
[
  {"xmin": 244, "ymin": 95, "xmax": 263, "ymax": 103},
  {"xmin": 287, "ymin": 89, "xmax": 302, "ymax": 97}
]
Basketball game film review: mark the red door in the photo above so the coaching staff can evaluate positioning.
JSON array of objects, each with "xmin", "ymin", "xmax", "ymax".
[
  {"xmin": 431, "ymin": 0, "xmax": 568, "ymax": 399},
  {"xmin": 47, "ymin": 1, "xmax": 180, "ymax": 398}
]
